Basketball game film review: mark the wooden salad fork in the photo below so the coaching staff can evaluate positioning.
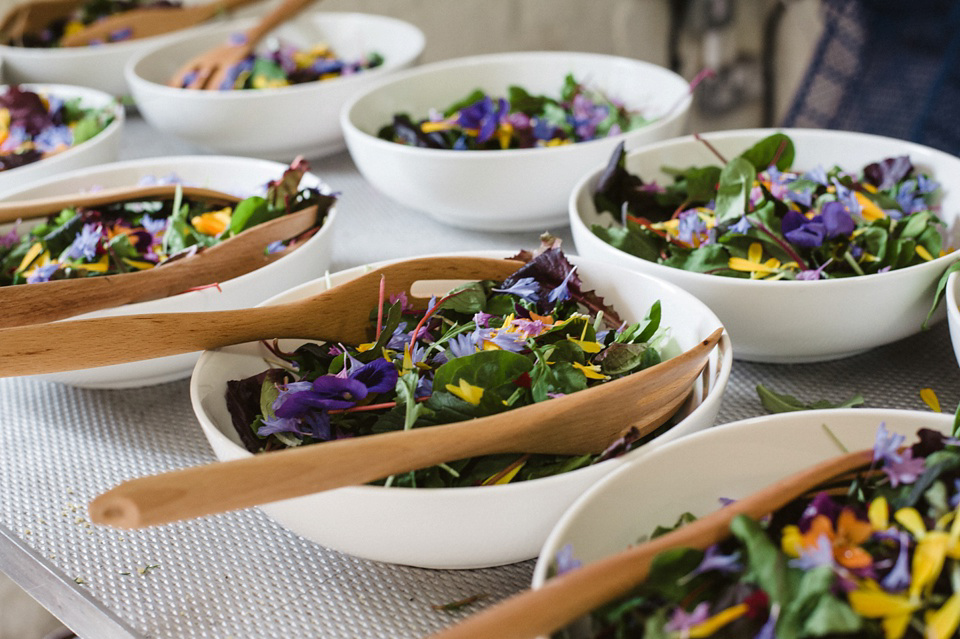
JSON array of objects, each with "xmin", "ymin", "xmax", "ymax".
[
  {"xmin": 169, "ymin": 0, "xmax": 319, "ymax": 90},
  {"xmin": 0, "ymin": 256, "xmax": 526, "ymax": 375},
  {"xmin": 60, "ymin": 0, "xmax": 263, "ymax": 46},
  {"xmin": 425, "ymin": 447, "xmax": 876, "ymax": 639},
  {"xmin": 89, "ymin": 327, "xmax": 722, "ymax": 529},
  {"xmin": 0, "ymin": 204, "xmax": 322, "ymax": 328}
]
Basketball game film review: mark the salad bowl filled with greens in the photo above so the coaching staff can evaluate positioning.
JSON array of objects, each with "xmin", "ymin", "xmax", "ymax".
[
  {"xmin": 0, "ymin": 83, "xmax": 123, "ymax": 193},
  {"xmin": 341, "ymin": 51, "xmax": 691, "ymax": 231},
  {"xmin": 570, "ymin": 128, "xmax": 960, "ymax": 363},
  {"xmin": 1, "ymin": 154, "xmax": 337, "ymax": 388},
  {"xmin": 189, "ymin": 246, "xmax": 731, "ymax": 568},
  {"xmin": 126, "ymin": 12, "xmax": 425, "ymax": 159},
  {"xmin": 533, "ymin": 408, "xmax": 958, "ymax": 639}
]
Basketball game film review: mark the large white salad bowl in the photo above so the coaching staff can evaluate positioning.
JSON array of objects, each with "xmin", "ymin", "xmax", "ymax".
[
  {"xmin": 190, "ymin": 252, "xmax": 732, "ymax": 569},
  {"xmin": 1, "ymin": 155, "xmax": 336, "ymax": 388},
  {"xmin": 0, "ymin": 83, "xmax": 124, "ymax": 194},
  {"xmin": 571, "ymin": 128, "xmax": 960, "ymax": 363},
  {"xmin": 341, "ymin": 51, "xmax": 692, "ymax": 232},
  {"xmin": 126, "ymin": 12, "xmax": 425, "ymax": 160},
  {"xmin": 532, "ymin": 408, "xmax": 954, "ymax": 635}
]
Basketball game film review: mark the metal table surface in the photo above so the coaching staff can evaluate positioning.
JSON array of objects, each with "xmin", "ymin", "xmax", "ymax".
[{"xmin": 2, "ymin": 119, "xmax": 959, "ymax": 639}]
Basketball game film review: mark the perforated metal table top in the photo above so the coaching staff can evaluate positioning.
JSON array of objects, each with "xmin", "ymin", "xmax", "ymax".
[{"xmin": 1, "ymin": 119, "xmax": 958, "ymax": 638}]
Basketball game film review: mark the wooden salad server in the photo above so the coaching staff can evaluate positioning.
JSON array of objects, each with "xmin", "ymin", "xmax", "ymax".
[
  {"xmin": 0, "ymin": 256, "xmax": 526, "ymax": 375},
  {"xmin": 0, "ymin": 0, "xmax": 82, "ymax": 43},
  {"xmin": 169, "ymin": 0, "xmax": 320, "ymax": 89},
  {"xmin": 89, "ymin": 327, "xmax": 722, "ymax": 529},
  {"xmin": 425, "ymin": 447, "xmax": 876, "ymax": 639},
  {"xmin": 0, "ymin": 183, "xmax": 242, "ymax": 225},
  {"xmin": 60, "ymin": 0, "xmax": 264, "ymax": 47},
  {"xmin": 0, "ymin": 204, "xmax": 320, "ymax": 328}
]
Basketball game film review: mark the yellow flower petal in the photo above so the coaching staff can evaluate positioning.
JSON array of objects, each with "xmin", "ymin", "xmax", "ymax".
[
  {"xmin": 926, "ymin": 593, "xmax": 960, "ymax": 639},
  {"xmin": 916, "ymin": 245, "xmax": 935, "ymax": 262},
  {"xmin": 869, "ymin": 496, "xmax": 890, "ymax": 531},
  {"xmin": 571, "ymin": 361, "xmax": 608, "ymax": 380},
  {"xmin": 446, "ymin": 379, "xmax": 484, "ymax": 405},
  {"xmin": 911, "ymin": 533, "xmax": 949, "ymax": 598},
  {"xmin": 848, "ymin": 588, "xmax": 918, "ymax": 618},
  {"xmin": 16, "ymin": 242, "xmax": 44, "ymax": 274},
  {"xmin": 688, "ymin": 603, "xmax": 748, "ymax": 638},
  {"xmin": 566, "ymin": 337, "xmax": 604, "ymax": 353},
  {"xmin": 856, "ymin": 192, "xmax": 887, "ymax": 221},
  {"xmin": 895, "ymin": 507, "xmax": 928, "ymax": 539},
  {"xmin": 921, "ymin": 387, "xmax": 941, "ymax": 412}
]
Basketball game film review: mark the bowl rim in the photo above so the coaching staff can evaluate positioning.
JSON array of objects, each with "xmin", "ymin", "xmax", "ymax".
[
  {"xmin": 339, "ymin": 50, "xmax": 693, "ymax": 160},
  {"xmin": 189, "ymin": 250, "xmax": 733, "ymax": 501},
  {"xmin": 124, "ymin": 11, "xmax": 427, "ymax": 101},
  {"xmin": 0, "ymin": 82, "xmax": 124, "ymax": 187},
  {"xmin": 0, "ymin": 153, "xmax": 337, "ymax": 307},
  {"xmin": 570, "ymin": 126, "xmax": 960, "ymax": 288},
  {"xmin": 532, "ymin": 406, "xmax": 956, "ymax": 587},
  {"xmin": 946, "ymin": 270, "xmax": 960, "ymax": 324}
]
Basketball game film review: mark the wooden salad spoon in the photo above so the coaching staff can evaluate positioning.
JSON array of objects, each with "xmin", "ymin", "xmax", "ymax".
[
  {"xmin": 0, "ymin": 0, "xmax": 81, "ymax": 44},
  {"xmin": 169, "ymin": 0, "xmax": 319, "ymax": 90},
  {"xmin": 0, "ymin": 204, "xmax": 321, "ymax": 328},
  {"xmin": 60, "ymin": 0, "xmax": 264, "ymax": 47},
  {"xmin": 425, "ymin": 447, "xmax": 876, "ymax": 639},
  {"xmin": 0, "ymin": 256, "xmax": 525, "ymax": 375},
  {"xmin": 0, "ymin": 183, "xmax": 241, "ymax": 224},
  {"xmin": 89, "ymin": 326, "xmax": 722, "ymax": 529}
]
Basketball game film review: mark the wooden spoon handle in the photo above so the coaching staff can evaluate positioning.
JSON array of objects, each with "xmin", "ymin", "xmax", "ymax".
[
  {"xmin": 90, "ymin": 417, "xmax": 521, "ymax": 529},
  {"xmin": 59, "ymin": 0, "xmax": 264, "ymax": 47},
  {"xmin": 0, "ymin": 206, "xmax": 318, "ymax": 328},
  {"xmin": 427, "ymin": 448, "xmax": 875, "ymax": 639},
  {"xmin": 0, "ymin": 185, "xmax": 240, "ymax": 224}
]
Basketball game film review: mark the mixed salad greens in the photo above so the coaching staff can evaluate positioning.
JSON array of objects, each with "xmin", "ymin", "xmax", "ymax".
[
  {"xmin": 0, "ymin": 159, "xmax": 332, "ymax": 286},
  {"xmin": 556, "ymin": 423, "xmax": 960, "ymax": 639},
  {"xmin": 9, "ymin": 0, "xmax": 182, "ymax": 47},
  {"xmin": 591, "ymin": 133, "xmax": 947, "ymax": 280},
  {"xmin": 225, "ymin": 242, "xmax": 671, "ymax": 488},
  {"xmin": 0, "ymin": 85, "xmax": 117, "ymax": 172},
  {"xmin": 377, "ymin": 74, "xmax": 652, "ymax": 151},
  {"xmin": 180, "ymin": 41, "xmax": 385, "ymax": 91}
]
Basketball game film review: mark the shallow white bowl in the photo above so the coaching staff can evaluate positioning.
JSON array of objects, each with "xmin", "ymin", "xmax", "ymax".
[
  {"xmin": 533, "ymin": 408, "xmax": 954, "ymax": 632},
  {"xmin": 341, "ymin": 52, "xmax": 691, "ymax": 232},
  {"xmin": 0, "ymin": 24, "xmax": 202, "ymax": 97},
  {"xmin": 0, "ymin": 83, "xmax": 123, "ymax": 194},
  {"xmin": 3, "ymin": 155, "xmax": 336, "ymax": 388},
  {"xmin": 571, "ymin": 128, "xmax": 960, "ymax": 363},
  {"xmin": 190, "ymin": 252, "xmax": 732, "ymax": 568},
  {"xmin": 126, "ymin": 12, "xmax": 425, "ymax": 160}
]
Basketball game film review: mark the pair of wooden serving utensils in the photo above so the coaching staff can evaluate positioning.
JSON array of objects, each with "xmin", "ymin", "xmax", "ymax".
[{"xmin": 0, "ymin": 184, "xmax": 325, "ymax": 329}]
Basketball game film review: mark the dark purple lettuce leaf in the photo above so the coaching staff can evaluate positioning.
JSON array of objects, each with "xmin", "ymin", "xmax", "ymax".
[
  {"xmin": 0, "ymin": 86, "xmax": 54, "ymax": 135},
  {"xmin": 863, "ymin": 156, "xmax": 913, "ymax": 190},
  {"xmin": 500, "ymin": 247, "xmax": 622, "ymax": 327}
]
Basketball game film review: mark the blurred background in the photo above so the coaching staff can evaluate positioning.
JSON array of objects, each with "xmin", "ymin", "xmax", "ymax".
[{"xmin": 0, "ymin": 0, "xmax": 822, "ymax": 636}]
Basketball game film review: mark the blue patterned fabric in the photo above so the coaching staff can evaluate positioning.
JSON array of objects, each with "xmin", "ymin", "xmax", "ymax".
[{"xmin": 784, "ymin": 0, "xmax": 960, "ymax": 156}]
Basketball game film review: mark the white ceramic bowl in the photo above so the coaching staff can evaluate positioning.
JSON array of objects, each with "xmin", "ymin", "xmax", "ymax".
[
  {"xmin": 2, "ymin": 155, "xmax": 336, "ymax": 388},
  {"xmin": 341, "ymin": 52, "xmax": 692, "ymax": 232},
  {"xmin": 126, "ymin": 12, "xmax": 425, "ymax": 160},
  {"xmin": 533, "ymin": 408, "xmax": 954, "ymax": 634},
  {"xmin": 190, "ymin": 253, "xmax": 732, "ymax": 568},
  {"xmin": 0, "ymin": 24, "xmax": 203, "ymax": 97},
  {"xmin": 0, "ymin": 83, "xmax": 123, "ymax": 195},
  {"xmin": 571, "ymin": 128, "xmax": 960, "ymax": 363}
]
